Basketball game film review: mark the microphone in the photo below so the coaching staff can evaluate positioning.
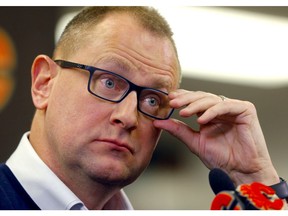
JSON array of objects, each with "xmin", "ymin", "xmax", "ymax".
[
  {"xmin": 209, "ymin": 168, "xmax": 284, "ymax": 210},
  {"xmin": 209, "ymin": 168, "xmax": 245, "ymax": 210},
  {"xmin": 209, "ymin": 168, "xmax": 235, "ymax": 194}
]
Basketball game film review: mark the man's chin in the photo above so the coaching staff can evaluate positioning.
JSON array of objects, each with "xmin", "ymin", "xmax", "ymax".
[{"xmin": 84, "ymin": 162, "xmax": 139, "ymax": 186}]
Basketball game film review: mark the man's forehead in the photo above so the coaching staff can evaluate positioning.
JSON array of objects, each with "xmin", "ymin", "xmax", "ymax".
[
  {"xmin": 94, "ymin": 55, "xmax": 175, "ymax": 91},
  {"xmin": 96, "ymin": 55, "xmax": 134, "ymax": 73},
  {"xmin": 76, "ymin": 13, "xmax": 180, "ymax": 89}
]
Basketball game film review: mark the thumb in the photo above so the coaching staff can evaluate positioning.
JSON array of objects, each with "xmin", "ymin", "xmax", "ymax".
[{"xmin": 153, "ymin": 118, "xmax": 200, "ymax": 154}]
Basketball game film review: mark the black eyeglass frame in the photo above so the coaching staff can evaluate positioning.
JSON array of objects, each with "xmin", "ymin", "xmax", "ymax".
[{"xmin": 54, "ymin": 59, "xmax": 174, "ymax": 120}]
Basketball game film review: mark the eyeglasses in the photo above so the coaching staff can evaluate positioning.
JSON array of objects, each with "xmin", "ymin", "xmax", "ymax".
[{"xmin": 54, "ymin": 59, "xmax": 174, "ymax": 120}]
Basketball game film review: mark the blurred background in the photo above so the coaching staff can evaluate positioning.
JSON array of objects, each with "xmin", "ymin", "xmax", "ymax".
[{"xmin": 0, "ymin": 6, "xmax": 288, "ymax": 209}]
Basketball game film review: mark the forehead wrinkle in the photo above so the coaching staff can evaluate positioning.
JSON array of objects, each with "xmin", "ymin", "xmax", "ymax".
[
  {"xmin": 94, "ymin": 55, "xmax": 173, "ymax": 91},
  {"xmin": 96, "ymin": 55, "xmax": 136, "ymax": 74}
]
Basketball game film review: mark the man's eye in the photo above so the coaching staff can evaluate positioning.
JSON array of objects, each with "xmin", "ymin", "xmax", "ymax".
[
  {"xmin": 104, "ymin": 79, "xmax": 115, "ymax": 89},
  {"xmin": 146, "ymin": 97, "xmax": 158, "ymax": 106},
  {"xmin": 144, "ymin": 96, "xmax": 161, "ymax": 107}
]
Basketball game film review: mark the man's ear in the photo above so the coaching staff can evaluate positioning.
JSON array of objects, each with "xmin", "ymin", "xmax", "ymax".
[{"xmin": 31, "ymin": 55, "xmax": 58, "ymax": 110}]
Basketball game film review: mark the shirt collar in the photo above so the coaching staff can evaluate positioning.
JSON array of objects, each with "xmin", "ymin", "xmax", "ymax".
[{"xmin": 6, "ymin": 132, "xmax": 133, "ymax": 210}]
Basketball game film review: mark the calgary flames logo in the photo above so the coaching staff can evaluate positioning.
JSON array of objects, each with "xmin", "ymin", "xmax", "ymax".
[
  {"xmin": 0, "ymin": 28, "xmax": 16, "ymax": 112},
  {"xmin": 210, "ymin": 182, "xmax": 284, "ymax": 210}
]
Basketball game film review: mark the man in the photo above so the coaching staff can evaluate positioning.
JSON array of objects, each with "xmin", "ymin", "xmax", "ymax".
[{"xmin": 0, "ymin": 6, "xmax": 283, "ymax": 210}]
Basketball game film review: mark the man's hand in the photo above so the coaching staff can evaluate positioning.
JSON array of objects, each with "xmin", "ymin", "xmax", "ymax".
[{"xmin": 154, "ymin": 90, "xmax": 279, "ymax": 186}]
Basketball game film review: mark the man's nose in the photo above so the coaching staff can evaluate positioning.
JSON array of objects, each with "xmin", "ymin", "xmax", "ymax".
[{"xmin": 109, "ymin": 91, "xmax": 138, "ymax": 130}]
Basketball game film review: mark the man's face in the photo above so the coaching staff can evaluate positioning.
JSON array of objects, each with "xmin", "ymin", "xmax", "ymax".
[{"xmin": 45, "ymin": 13, "xmax": 179, "ymax": 186}]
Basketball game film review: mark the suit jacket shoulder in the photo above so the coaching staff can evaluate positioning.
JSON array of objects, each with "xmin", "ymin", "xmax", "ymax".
[{"xmin": 0, "ymin": 164, "xmax": 40, "ymax": 210}]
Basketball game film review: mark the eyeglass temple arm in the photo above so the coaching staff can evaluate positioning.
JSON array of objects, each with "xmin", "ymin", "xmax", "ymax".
[{"xmin": 54, "ymin": 60, "xmax": 87, "ymax": 70}]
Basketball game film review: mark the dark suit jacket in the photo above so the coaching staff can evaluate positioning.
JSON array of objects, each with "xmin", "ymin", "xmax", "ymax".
[{"xmin": 0, "ymin": 164, "xmax": 40, "ymax": 210}]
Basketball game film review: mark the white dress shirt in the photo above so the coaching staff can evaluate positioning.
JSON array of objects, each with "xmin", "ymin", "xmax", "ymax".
[{"xmin": 6, "ymin": 132, "xmax": 133, "ymax": 210}]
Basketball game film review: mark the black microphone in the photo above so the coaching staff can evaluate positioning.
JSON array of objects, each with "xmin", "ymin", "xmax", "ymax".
[
  {"xmin": 209, "ymin": 168, "xmax": 284, "ymax": 210},
  {"xmin": 209, "ymin": 168, "xmax": 245, "ymax": 210},
  {"xmin": 209, "ymin": 168, "xmax": 235, "ymax": 194}
]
